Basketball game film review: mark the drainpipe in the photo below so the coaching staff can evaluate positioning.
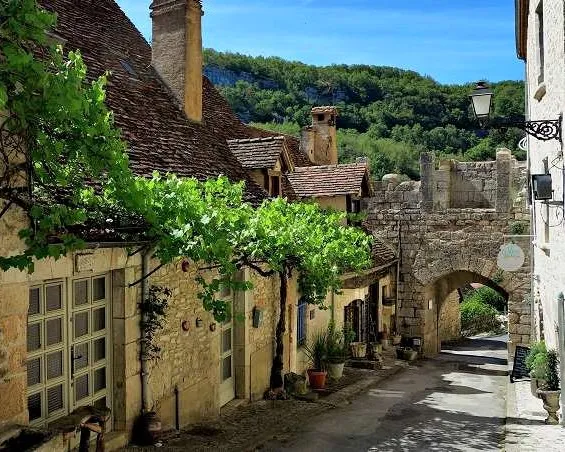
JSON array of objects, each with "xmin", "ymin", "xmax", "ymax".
[
  {"xmin": 140, "ymin": 250, "xmax": 152, "ymax": 413},
  {"xmin": 331, "ymin": 291, "xmax": 335, "ymax": 323},
  {"xmin": 557, "ymin": 293, "xmax": 565, "ymax": 426}
]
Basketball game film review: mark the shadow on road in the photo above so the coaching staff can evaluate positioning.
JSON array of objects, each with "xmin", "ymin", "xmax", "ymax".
[{"xmin": 365, "ymin": 406, "xmax": 505, "ymax": 452}]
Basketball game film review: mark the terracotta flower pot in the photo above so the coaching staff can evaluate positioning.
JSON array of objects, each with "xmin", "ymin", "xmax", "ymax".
[
  {"xmin": 537, "ymin": 389, "xmax": 561, "ymax": 425},
  {"xmin": 307, "ymin": 369, "xmax": 327, "ymax": 389}
]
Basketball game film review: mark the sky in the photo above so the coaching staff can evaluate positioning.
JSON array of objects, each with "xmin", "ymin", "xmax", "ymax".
[{"xmin": 115, "ymin": 0, "xmax": 524, "ymax": 85}]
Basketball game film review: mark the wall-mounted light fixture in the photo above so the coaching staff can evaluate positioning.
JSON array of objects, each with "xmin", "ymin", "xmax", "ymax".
[
  {"xmin": 252, "ymin": 307, "xmax": 263, "ymax": 328},
  {"xmin": 470, "ymin": 81, "xmax": 562, "ymax": 141},
  {"xmin": 531, "ymin": 174, "xmax": 553, "ymax": 200}
]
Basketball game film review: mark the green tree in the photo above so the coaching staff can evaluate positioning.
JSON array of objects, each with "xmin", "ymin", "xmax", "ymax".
[{"xmin": 241, "ymin": 199, "xmax": 372, "ymax": 389}]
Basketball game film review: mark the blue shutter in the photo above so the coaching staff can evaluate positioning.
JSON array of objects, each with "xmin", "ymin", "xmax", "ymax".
[{"xmin": 297, "ymin": 300, "xmax": 307, "ymax": 345}]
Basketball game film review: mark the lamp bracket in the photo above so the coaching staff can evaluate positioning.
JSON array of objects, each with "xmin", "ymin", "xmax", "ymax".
[{"xmin": 490, "ymin": 115, "xmax": 562, "ymax": 141}]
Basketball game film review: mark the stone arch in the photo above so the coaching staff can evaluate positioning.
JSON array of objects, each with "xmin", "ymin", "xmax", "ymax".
[
  {"xmin": 411, "ymin": 265, "xmax": 529, "ymax": 355},
  {"xmin": 431, "ymin": 270, "xmax": 508, "ymax": 347}
]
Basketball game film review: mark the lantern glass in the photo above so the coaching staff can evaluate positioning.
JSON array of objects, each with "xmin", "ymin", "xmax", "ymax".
[{"xmin": 470, "ymin": 82, "xmax": 493, "ymax": 123}]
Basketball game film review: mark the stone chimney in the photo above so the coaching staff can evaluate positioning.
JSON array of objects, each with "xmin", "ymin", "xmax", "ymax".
[
  {"xmin": 150, "ymin": 0, "xmax": 203, "ymax": 122},
  {"xmin": 300, "ymin": 106, "xmax": 338, "ymax": 165}
]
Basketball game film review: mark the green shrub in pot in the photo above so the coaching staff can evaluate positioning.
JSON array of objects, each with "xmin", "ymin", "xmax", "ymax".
[{"xmin": 537, "ymin": 349, "xmax": 561, "ymax": 425}]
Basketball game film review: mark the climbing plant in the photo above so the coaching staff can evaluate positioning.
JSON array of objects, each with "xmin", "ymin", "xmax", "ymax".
[
  {"xmin": 139, "ymin": 285, "xmax": 171, "ymax": 360},
  {"xmin": 0, "ymin": 0, "xmax": 373, "ymax": 331},
  {"xmin": 238, "ymin": 198, "xmax": 372, "ymax": 391}
]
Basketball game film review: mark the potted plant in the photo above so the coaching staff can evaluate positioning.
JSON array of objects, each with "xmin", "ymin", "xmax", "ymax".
[
  {"xmin": 350, "ymin": 341, "xmax": 367, "ymax": 358},
  {"xmin": 537, "ymin": 349, "xmax": 561, "ymax": 425},
  {"xmin": 526, "ymin": 341, "xmax": 548, "ymax": 398},
  {"xmin": 348, "ymin": 320, "xmax": 366, "ymax": 358},
  {"xmin": 391, "ymin": 331, "xmax": 402, "ymax": 346},
  {"xmin": 304, "ymin": 330, "xmax": 328, "ymax": 390},
  {"xmin": 403, "ymin": 348, "xmax": 418, "ymax": 361},
  {"xmin": 325, "ymin": 321, "xmax": 349, "ymax": 380}
]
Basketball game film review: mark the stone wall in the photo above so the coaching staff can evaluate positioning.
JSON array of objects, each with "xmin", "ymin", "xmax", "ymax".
[
  {"xmin": 364, "ymin": 150, "xmax": 531, "ymax": 355},
  {"xmin": 144, "ymin": 262, "xmax": 287, "ymax": 430},
  {"xmin": 523, "ymin": 0, "xmax": 565, "ymax": 350},
  {"xmin": 0, "ymin": 203, "xmax": 28, "ymax": 431},
  {"xmin": 438, "ymin": 291, "xmax": 462, "ymax": 343},
  {"xmin": 450, "ymin": 161, "xmax": 497, "ymax": 208}
]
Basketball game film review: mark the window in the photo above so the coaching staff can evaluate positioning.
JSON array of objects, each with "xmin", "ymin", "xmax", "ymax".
[
  {"xmin": 347, "ymin": 195, "xmax": 362, "ymax": 226},
  {"xmin": 27, "ymin": 282, "xmax": 67, "ymax": 426},
  {"xmin": 27, "ymin": 275, "xmax": 111, "ymax": 427},
  {"xmin": 270, "ymin": 175, "xmax": 281, "ymax": 197},
  {"xmin": 536, "ymin": 1, "xmax": 544, "ymax": 84},
  {"xmin": 297, "ymin": 299, "xmax": 307, "ymax": 346}
]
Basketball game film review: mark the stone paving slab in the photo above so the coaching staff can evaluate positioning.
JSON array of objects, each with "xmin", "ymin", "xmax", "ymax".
[
  {"xmin": 124, "ymin": 354, "xmax": 408, "ymax": 451},
  {"xmin": 504, "ymin": 375, "xmax": 565, "ymax": 451}
]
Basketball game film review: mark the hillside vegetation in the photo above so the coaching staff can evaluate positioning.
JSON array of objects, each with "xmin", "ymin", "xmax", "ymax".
[{"xmin": 204, "ymin": 49, "xmax": 525, "ymax": 180}]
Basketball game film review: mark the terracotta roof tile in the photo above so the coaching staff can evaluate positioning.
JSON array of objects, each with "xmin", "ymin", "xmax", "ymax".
[
  {"xmin": 227, "ymin": 136, "xmax": 285, "ymax": 169},
  {"xmin": 371, "ymin": 237, "xmax": 397, "ymax": 267},
  {"xmin": 40, "ymin": 0, "xmax": 267, "ymax": 203},
  {"xmin": 245, "ymin": 127, "xmax": 312, "ymax": 168},
  {"xmin": 286, "ymin": 162, "xmax": 370, "ymax": 198}
]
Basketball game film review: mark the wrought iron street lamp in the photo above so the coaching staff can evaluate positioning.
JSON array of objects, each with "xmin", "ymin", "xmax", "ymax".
[{"xmin": 469, "ymin": 81, "xmax": 562, "ymax": 141}]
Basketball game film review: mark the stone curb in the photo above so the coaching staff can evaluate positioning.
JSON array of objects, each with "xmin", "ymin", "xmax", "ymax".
[{"xmin": 503, "ymin": 362, "xmax": 517, "ymax": 452}]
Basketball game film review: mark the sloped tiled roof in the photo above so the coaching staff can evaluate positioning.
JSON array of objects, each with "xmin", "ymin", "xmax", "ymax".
[
  {"xmin": 227, "ymin": 136, "xmax": 286, "ymax": 170},
  {"xmin": 371, "ymin": 237, "xmax": 397, "ymax": 267},
  {"xmin": 245, "ymin": 126, "xmax": 312, "ymax": 168},
  {"xmin": 286, "ymin": 163, "xmax": 370, "ymax": 198},
  {"xmin": 40, "ymin": 0, "xmax": 267, "ymax": 203}
]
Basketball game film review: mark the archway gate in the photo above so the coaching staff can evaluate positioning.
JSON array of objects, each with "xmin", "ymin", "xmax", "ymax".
[{"xmin": 364, "ymin": 150, "xmax": 531, "ymax": 356}]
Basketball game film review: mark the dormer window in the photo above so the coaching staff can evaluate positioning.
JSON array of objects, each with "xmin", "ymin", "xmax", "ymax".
[{"xmin": 119, "ymin": 59, "xmax": 139, "ymax": 80}]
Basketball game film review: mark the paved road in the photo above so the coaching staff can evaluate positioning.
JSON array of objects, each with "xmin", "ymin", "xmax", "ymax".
[{"xmin": 264, "ymin": 336, "xmax": 508, "ymax": 452}]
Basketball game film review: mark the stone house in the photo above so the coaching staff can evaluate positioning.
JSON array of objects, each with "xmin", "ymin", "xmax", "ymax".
[
  {"xmin": 515, "ymin": 0, "xmax": 565, "ymax": 349},
  {"xmin": 0, "ymin": 0, "xmax": 397, "ymax": 447}
]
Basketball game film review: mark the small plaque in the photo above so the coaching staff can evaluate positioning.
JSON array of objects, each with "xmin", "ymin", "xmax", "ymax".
[
  {"xmin": 75, "ymin": 254, "xmax": 94, "ymax": 273},
  {"xmin": 497, "ymin": 243, "xmax": 525, "ymax": 272}
]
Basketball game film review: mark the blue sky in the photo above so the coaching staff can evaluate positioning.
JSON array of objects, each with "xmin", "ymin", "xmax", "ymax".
[{"xmin": 115, "ymin": 0, "xmax": 524, "ymax": 85}]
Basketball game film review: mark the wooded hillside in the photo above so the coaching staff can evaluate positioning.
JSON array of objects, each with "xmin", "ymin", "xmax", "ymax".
[{"xmin": 204, "ymin": 49, "xmax": 525, "ymax": 180}]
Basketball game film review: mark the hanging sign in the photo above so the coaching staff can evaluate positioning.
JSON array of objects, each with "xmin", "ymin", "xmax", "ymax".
[{"xmin": 497, "ymin": 243, "xmax": 525, "ymax": 272}]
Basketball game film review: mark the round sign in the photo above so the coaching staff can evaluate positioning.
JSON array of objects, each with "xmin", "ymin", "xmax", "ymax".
[{"xmin": 497, "ymin": 243, "xmax": 525, "ymax": 272}]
